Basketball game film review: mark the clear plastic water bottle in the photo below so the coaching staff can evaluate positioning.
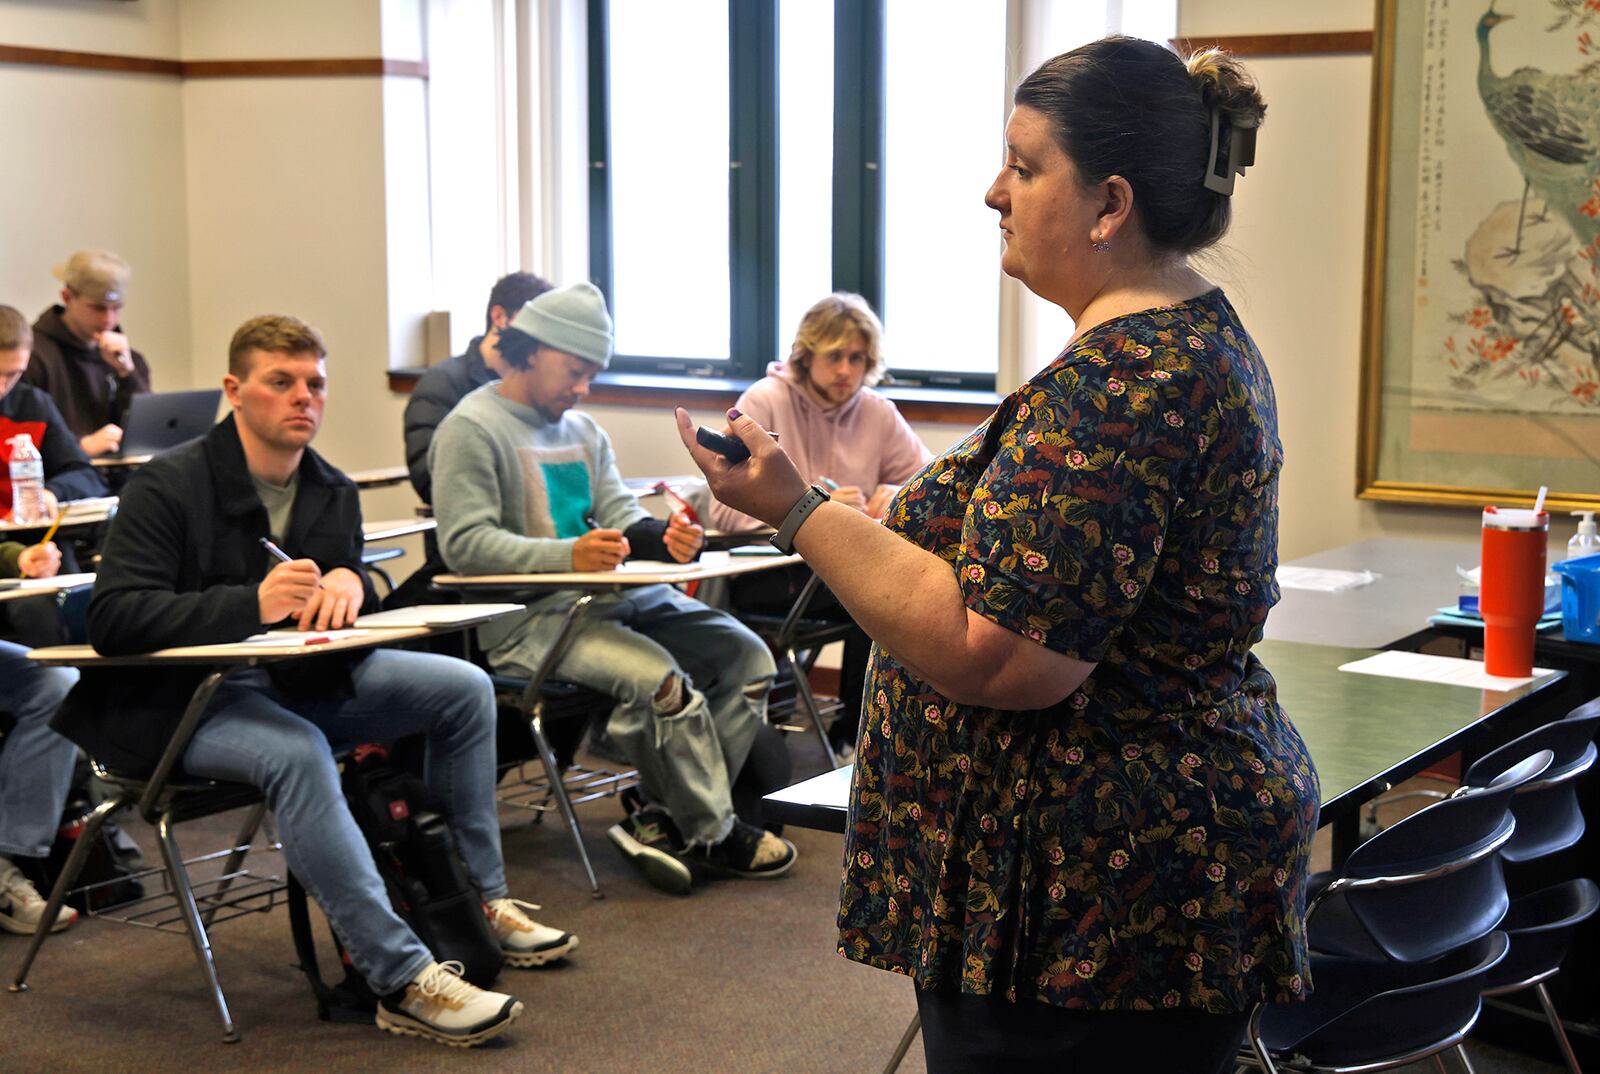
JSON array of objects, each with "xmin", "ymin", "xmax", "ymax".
[{"xmin": 8, "ymin": 432, "xmax": 50, "ymax": 525}]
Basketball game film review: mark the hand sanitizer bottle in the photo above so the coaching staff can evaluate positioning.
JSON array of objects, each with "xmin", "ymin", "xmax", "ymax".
[{"xmin": 1570, "ymin": 510, "xmax": 1600, "ymax": 560}]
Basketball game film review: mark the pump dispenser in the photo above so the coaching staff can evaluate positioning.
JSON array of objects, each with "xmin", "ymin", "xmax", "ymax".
[{"xmin": 1570, "ymin": 510, "xmax": 1600, "ymax": 560}]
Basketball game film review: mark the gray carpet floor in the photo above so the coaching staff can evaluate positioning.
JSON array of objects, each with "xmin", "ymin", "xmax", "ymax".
[{"xmin": 1, "ymin": 740, "xmax": 1569, "ymax": 1074}]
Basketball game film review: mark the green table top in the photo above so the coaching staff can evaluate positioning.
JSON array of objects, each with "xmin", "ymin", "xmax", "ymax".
[
  {"xmin": 766, "ymin": 640, "xmax": 1567, "ymax": 834},
  {"xmin": 1254, "ymin": 639, "xmax": 1564, "ymax": 819}
]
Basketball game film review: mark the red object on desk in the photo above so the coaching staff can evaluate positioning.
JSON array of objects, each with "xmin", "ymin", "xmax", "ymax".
[
  {"xmin": 1480, "ymin": 506, "xmax": 1548, "ymax": 677},
  {"xmin": 654, "ymin": 481, "xmax": 700, "ymax": 526}
]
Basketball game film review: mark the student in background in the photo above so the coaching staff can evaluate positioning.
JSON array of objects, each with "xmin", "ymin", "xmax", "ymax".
[
  {"xmin": 55, "ymin": 313, "xmax": 575, "ymax": 1048},
  {"xmin": 0, "ymin": 305, "xmax": 108, "ymax": 522},
  {"xmin": 24, "ymin": 250, "xmax": 153, "ymax": 457},
  {"xmin": 389, "ymin": 272, "xmax": 554, "ymax": 609},
  {"xmin": 430, "ymin": 283, "xmax": 795, "ymax": 896},
  {"xmin": 0, "ymin": 537, "xmax": 81, "ymax": 938},
  {"xmin": 710, "ymin": 293, "xmax": 930, "ymax": 759},
  {"xmin": 402, "ymin": 271, "xmax": 555, "ymax": 505}
]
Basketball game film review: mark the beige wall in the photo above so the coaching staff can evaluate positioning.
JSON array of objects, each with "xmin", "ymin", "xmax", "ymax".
[
  {"xmin": 0, "ymin": 0, "xmax": 191, "ymax": 385},
  {"xmin": 1, "ymin": 0, "xmax": 1514, "ymax": 561},
  {"xmin": 1181, "ymin": 0, "xmax": 1503, "ymax": 559}
]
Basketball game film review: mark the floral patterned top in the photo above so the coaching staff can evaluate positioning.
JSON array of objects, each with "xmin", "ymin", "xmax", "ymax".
[{"xmin": 836, "ymin": 289, "xmax": 1320, "ymax": 1012}]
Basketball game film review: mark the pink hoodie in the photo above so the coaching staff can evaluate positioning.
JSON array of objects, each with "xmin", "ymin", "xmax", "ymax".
[{"xmin": 710, "ymin": 361, "xmax": 932, "ymax": 531}]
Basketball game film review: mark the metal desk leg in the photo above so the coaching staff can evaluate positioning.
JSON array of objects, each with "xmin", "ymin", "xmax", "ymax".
[{"xmin": 883, "ymin": 1012, "xmax": 921, "ymax": 1074}]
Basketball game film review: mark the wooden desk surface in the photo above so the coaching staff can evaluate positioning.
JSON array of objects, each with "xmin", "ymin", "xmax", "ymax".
[
  {"xmin": 435, "ymin": 548, "xmax": 800, "ymax": 590},
  {"xmin": 764, "ymin": 638, "xmax": 1565, "ymax": 835},
  {"xmin": 91, "ymin": 454, "xmax": 153, "ymax": 468}
]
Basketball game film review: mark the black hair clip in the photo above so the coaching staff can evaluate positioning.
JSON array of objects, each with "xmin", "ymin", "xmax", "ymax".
[{"xmin": 1203, "ymin": 107, "xmax": 1258, "ymax": 196}]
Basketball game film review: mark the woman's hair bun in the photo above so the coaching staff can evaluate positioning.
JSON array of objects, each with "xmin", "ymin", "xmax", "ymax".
[{"xmin": 1185, "ymin": 47, "xmax": 1266, "ymax": 129}]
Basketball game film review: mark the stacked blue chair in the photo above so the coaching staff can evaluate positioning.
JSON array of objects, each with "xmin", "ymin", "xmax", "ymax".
[
  {"xmin": 1242, "ymin": 750, "xmax": 1552, "ymax": 1073},
  {"xmin": 1456, "ymin": 702, "xmax": 1600, "ymax": 1074}
]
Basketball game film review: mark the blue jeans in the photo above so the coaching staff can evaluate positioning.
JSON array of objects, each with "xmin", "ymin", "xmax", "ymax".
[
  {"xmin": 181, "ymin": 649, "xmax": 501, "ymax": 995},
  {"xmin": 0, "ymin": 641, "xmax": 79, "ymax": 859},
  {"xmin": 491, "ymin": 584, "xmax": 774, "ymax": 846}
]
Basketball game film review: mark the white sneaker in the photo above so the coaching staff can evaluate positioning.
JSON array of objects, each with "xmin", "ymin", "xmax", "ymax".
[
  {"xmin": 0, "ymin": 858, "xmax": 78, "ymax": 935},
  {"xmin": 375, "ymin": 961, "xmax": 523, "ymax": 1047},
  {"xmin": 486, "ymin": 897, "xmax": 578, "ymax": 967}
]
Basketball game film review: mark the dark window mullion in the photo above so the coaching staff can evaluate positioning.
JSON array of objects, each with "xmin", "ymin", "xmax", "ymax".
[
  {"xmin": 728, "ymin": 0, "xmax": 778, "ymax": 378},
  {"xmin": 586, "ymin": 0, "xmax": 614, "ymax": 303},
  {"xmin": 831, "ymin": 0, "xmax": 885, "ymax": 315}
]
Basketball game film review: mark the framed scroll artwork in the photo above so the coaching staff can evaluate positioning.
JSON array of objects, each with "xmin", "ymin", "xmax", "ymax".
[{"xmin": 1358, "ymin": 0, "xmax": 1600, "ymax": 510}]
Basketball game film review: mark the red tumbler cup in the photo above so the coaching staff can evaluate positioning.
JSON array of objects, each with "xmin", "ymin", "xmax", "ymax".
[{"xmin": 1480, "ymin": 506, "xmax": 1549, "ymax": 677}]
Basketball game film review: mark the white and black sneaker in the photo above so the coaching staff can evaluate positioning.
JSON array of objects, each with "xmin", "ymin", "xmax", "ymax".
[
  {"xmin": 375, "ymin": 961, "xmax": 522, "ymax": 1048},
  {"xmin": 486, "ymin": 897, "xmax": 578, "ymax": 967},
  {"xmin": 606, "ymin": 809, "xmax": 692, "ymax": 895},
  {"xmin": 0, "ymin": 857, "xmax": 77, "ymax": 935},
  {"xmin": 685, "ymin": 819, "xmax": 797, "ymax": 880}
]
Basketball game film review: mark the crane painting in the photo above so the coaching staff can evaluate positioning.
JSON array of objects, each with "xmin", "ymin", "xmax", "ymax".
[{"xmin": 1420, "ymin": 0, "xmax": 1600, "ymax": 413}]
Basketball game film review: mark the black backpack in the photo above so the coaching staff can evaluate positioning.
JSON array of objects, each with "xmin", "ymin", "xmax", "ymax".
[{"xmin": 288, "ymin": 744, "xmax": 504, "ymax": 1021}]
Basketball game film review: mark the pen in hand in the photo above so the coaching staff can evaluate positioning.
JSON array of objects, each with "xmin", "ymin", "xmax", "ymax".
[{"xmin": 260, "ymin": 536, "xmax": 324, "ymax": 588}]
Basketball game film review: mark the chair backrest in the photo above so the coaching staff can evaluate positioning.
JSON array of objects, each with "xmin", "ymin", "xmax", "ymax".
[
  {"xmin": 1567, "ymin": 696, "xmax": 1600, "ymax": 722},
  {"xmin": 1484, "ymin": 877, "xmax": 1600, "ymax": 995},
  {"xmin": 1322, "ymin": 751, "xmax": 1551, "ymax": 963},
  {"xmin": 1465, "ymin": 714, "xmax": 1600, "ymax": 862},
  {"xmin": 1284, "ymin": 931, "xmax": 1509, "ymax": 1068}
]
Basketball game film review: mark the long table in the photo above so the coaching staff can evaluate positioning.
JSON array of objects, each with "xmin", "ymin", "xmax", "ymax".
[{"xmin": 764, "ymin": 638, "xmax": 1566, "ymax": 866}]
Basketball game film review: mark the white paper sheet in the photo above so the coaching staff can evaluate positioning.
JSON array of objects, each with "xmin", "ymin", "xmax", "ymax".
[
  {"xmin": 0, "ymin": 573, "xmax": 95, "ymax": 591},
  {"xmin": 1276, "ymin": 566, "xmax": 1380, "ymax": 593},
  {"xmin": 616, "ymin": 559, "xmax": 699, "ymax": 573},
  {"xmin": 353, "ymin": 603, "xmax": 525, "ymax": 628},
  {"xmin": 235, "ymin": 629, "xmax": 373, "ymax": 647},
  {"xmin": 1338, "ymin": 650, "xmax": 1553, "ymax": 690}
]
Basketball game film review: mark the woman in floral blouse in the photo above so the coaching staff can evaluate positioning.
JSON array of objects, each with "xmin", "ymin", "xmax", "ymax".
[{"xmin": 679, "ymin": 36, "xmax": 1318, "ymax": 1074}]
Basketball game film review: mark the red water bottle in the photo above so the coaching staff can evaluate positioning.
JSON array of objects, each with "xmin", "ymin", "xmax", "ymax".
[{"xmin": 1479, "ymin": 506, "xmax": 1549, "ymax": 677}]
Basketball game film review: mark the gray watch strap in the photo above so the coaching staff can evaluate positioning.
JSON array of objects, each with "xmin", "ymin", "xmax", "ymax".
[{"xmin": 769, "ymin": 485, "xmax": 830, "ymax": 554}]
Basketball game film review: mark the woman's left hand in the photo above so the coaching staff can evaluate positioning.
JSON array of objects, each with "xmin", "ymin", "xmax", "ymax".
[{"xmin": 674, "ymin": 408, "xmax": 809, "ymax": 528}]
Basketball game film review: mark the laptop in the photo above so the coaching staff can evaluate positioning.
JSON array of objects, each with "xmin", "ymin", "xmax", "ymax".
[{"xmin": 115, "ymin": 389, "xmax": 224, "ymax": 457}]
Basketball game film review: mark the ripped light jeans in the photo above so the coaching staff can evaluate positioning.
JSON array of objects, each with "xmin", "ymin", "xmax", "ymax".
[{"xmin": 491, "ymin": 584, "xmax": 774, "ymax": 847}]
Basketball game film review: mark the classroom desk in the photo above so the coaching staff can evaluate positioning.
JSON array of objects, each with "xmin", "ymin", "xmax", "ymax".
[
  {"xmin": 361, "ymin": 517, "xmax": 436, "ymax": 543},
  {"xmin": 90, "ymin": 454, "xmax": 152, "ymax": 469},
  {"xmin": 433, "ymin": 548, "xmax": 802, "ymax": 592},
  {"xmin": 0, "ymin": 497, "xmax": 118, "ymax": 534},
  {"xmin": 0, "ymin": 574, "xmax": 94, "ymax": 604},
  {"xmin": 346, "ymin": 465, "xmax": 410, "ymax": 490},
  {"xmin": 764, "ymin": 638, "xmax": 1565, "ymax": 867},
  {"xmin": 1265, "ymin": 537, "xmax": 1479, "ymax": 649}
]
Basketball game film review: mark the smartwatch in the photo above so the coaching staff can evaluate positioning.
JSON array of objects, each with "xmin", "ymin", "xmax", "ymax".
[{"xmin": 769, "ymin": 485, "xmax": 830, "ymax": 555}]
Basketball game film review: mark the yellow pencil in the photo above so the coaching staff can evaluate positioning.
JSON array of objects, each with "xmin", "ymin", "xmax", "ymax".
[{"xmin": 39, "ymin": 507, "xmax": 66, "ymax": 545}]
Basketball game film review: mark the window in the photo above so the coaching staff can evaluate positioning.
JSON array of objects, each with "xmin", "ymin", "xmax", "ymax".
[{"xmin": 580, "ymin": 0, "xmax": 1176, "ymax": 389}]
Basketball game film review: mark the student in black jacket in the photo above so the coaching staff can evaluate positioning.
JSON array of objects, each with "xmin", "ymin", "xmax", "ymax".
[
  {"xmin": 54, "ymin": 313, "xmax": 573, "ymax": 1048},
  {"xmin": 389, "ymin": 272, "xmax": 551, "ymax": 608},
  {"xmin": 0, "ymin": 305, "xmax": 107, "ymax": 520}
]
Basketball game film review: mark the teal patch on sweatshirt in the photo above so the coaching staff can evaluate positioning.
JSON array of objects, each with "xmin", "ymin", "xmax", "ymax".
[{"xmin": 542, "ymin": 460, "xmax": 593, "ymax": 538}]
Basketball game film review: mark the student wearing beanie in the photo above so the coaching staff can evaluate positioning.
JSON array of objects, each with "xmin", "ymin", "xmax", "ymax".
[{"xmin": 430, "ymin": 282, "xmax": 797, "ymax": 894}]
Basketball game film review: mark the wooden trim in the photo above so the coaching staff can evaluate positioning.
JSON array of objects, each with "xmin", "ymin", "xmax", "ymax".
[
  {"xmin": 0, "ymin": 43, "xmax": 181, "ymax": 76},
  {"xmin": 1171, "ymin": 31, "xmax": 1373, "ymax": 57},
  {"xmin": 182, "ymin": 58, "xmax": 429, "ymax": 79},
  {"xmin": 385, "ymin": 368, "xmax": 997, "ymax": 425},
  {"xmin": 0, "ymin": 44, "xmax": 427, "ymax": 80}
]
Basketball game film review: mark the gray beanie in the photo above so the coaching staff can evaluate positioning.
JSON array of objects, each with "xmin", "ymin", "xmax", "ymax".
[{"xmin": 509, "ymin": 281, "xmax": 613, "ymax": 368}]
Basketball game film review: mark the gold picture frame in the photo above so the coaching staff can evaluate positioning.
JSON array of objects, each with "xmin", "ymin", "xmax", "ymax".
[{"xmin": 1358, "ymin": 0, "xmax": 1600, "ymax": 512}]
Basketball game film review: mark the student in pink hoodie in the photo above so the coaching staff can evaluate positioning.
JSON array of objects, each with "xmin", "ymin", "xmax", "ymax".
[
  {"xmin": 713, "ymin": 293, "xmax": 930, "ymax": 759},
  {"xmin": 710, "ymin": 293, "xmax": 928, "ymax": 532}
]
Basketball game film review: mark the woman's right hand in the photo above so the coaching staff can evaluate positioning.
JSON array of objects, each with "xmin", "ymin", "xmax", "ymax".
[
  {"xmin": 675, "ymin": 408, "xmax": 809, "ymax": 528},
  {"xmin": 18, "ymin": 541, "xmax": 62, "ymax": 579},
  {"xmin": 828, "ymin": 484, "xmax": 868, "ymax": 512}
]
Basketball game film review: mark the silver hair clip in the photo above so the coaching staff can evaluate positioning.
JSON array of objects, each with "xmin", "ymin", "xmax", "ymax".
[{"xmin": 1203, "ymin": 107, "xmax": 1258, "ymax": 196}]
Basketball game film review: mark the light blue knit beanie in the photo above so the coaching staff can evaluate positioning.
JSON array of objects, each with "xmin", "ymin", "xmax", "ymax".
[{"xmin": 508, "ymin": 281, "xmax": 613, "ymax": 368}]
